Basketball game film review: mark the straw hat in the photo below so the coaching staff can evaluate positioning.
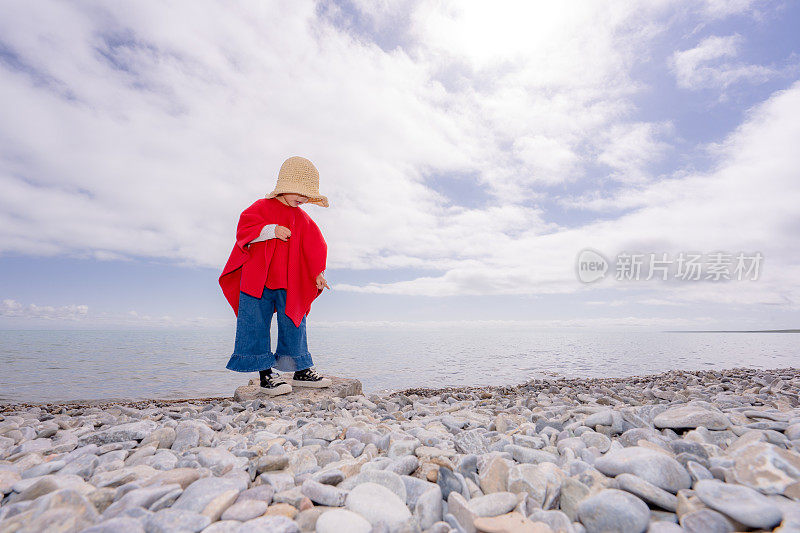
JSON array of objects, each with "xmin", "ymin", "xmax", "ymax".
[{"xmin": 266, "ymin": 156, "xmax": 329, "ymax": 207}]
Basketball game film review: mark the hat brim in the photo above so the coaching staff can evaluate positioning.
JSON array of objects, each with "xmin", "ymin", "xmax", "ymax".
[{"xmin": 266, "ymin": 188, "xmax": 329, "ymax": 207}]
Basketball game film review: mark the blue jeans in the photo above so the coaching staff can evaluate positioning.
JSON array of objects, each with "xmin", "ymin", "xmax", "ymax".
[{"xmin": 226, "ymin": 288, "xmax": 314, "ymax": 373}]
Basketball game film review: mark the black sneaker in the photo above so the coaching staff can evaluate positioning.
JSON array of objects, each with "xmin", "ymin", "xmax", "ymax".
[
  {"xmin": 259, "ymin": 369, "xmax": 292, "ymax": 396},
  {"xmin": 291, "ymin": 367, "xmax": 332, "ymax": 388}
]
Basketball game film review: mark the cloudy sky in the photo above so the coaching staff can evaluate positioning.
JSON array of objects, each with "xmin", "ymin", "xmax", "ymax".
[{"xmin": 0, "ymin": 0, "xmax": 799, "ymax": 330}]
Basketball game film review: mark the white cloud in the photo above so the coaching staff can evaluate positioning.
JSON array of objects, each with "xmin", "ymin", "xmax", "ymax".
[
  {"xmin": 700, "ymin": 0, "xmax": 760, "ymax": 18},
  {"xmin": 0, "ymin": 0, "xmax": 685, "ymax": 272},
  {"xmin": 1, "ymin": 299, "xmax": 88, "ymax": 320},
  {"xmin": 596, "ymin": 122, "xmax": 673, "ymax": 184},
  {"xmin": 0, "ymin": 299, "xmax": 231, "ymax": 327},
  {"xmin": 671, "ymin": 34, "xmax": 775, "ymax": 90},
  {"xmin": 512, "ymin": 135, "xmax": 582, "ymax": 186},
  {"xmin": 337, "ymin": 80, "xmax": 800, "ymax": 310},
  {"xmin": 0, "ymin": 0, "xmax": 796, "ymax": 317}
]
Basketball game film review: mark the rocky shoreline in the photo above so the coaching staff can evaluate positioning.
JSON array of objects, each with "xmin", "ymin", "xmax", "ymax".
[{"xmin": 1, "ymin": 367, "xmax": 799, "ymax": 532}]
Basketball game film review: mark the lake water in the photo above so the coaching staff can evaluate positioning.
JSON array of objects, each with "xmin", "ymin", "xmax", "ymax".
[{"xmin": 1, "ymin": 327, "xmax": 798, "ymax": 403}]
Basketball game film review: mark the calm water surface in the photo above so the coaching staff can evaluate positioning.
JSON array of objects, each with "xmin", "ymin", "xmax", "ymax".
[{"xmin": 1, "ymin": 327, "xmax": 798, "ymax": 403}]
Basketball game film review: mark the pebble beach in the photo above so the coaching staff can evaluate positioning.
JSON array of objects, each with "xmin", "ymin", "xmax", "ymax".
[{"xmin": 1, "ymin": 367, "xmax": 800, "ymax": 533}]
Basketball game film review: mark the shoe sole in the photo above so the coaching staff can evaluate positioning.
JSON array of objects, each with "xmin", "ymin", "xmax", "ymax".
[
  {"xmin": 291, "ymin": 378, "xmax": 332, "ymax": 388},
  {"xmin": 260, "ymin": 383, "xmax": 292, "ymax": 396}
]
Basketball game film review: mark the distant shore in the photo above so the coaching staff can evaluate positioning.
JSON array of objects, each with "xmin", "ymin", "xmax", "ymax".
[{"xmin": 667, "ymin": 329, "xmax": 800, "ymax": 333}]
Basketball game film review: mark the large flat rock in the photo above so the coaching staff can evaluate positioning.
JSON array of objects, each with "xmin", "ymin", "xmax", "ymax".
[{"xmin": 234, "ymin": 375, "xmax": 362, "ymax": 404}]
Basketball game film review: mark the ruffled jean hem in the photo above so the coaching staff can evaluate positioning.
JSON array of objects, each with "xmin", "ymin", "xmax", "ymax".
[
  {"xmin": 226, "ymin": 352, "xmax": 273, "ymax": 373},
  {"xmin": 226, "ymin": 352, "xmax": 313, "ymax": 373},
  {"xmin": 273, "ymin": 352, "xmax": 313, "ymax": 373}
]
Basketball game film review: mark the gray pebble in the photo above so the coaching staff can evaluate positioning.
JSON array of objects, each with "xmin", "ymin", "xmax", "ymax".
[
  {"xmin": 693, "ymin": 479, "xmax": 782, "ymax": 529},
  {"xmin": 146, "ymin": 508, "xmax": 211, "ymax": 533},
  {"xmin": 301, "ymin": 478, "xmax": 348, "ymax": 506},
  {"xmin": 577, "ymin": 488, "xmax": 649, "ymax": 533}
]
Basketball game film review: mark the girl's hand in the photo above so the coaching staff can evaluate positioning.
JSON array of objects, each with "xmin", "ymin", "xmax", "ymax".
[
  {"xmin": 275, "ymin": 226, "xmax": 291, "ymax": 241},
  {"xmin": 316, "ymin": 273, "xmax": 330, "ymax": 290}
]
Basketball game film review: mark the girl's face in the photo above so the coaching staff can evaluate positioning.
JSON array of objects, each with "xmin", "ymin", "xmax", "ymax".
[{"xmin": 280, "ymin": 193, "xmax": 309, "ymax": 207}]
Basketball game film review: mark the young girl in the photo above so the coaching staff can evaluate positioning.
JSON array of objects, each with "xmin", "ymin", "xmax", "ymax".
[{"xmin": 219, "ymin": 156, "xmax": 332, "ymax": 396}]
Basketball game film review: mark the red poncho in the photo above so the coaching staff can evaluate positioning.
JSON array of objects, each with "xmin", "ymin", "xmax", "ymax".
[{"xmin": 219, "ymin": 198, "xmax": 327, "ymax": 327}]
